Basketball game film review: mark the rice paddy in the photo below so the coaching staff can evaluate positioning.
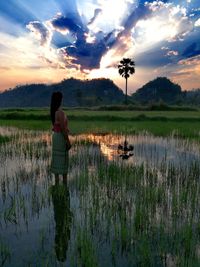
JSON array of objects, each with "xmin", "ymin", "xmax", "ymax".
[{"xmin": 1, "ymin": 126, "xmax": 200, "ymax": 266}]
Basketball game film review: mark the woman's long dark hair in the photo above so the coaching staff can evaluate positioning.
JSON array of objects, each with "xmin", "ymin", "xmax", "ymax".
[{"xmin": 50, "ymin": 92, "xmax": 63, "ymax": 124}]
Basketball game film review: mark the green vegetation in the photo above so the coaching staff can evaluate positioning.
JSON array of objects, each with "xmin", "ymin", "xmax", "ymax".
[
  {"xmin": 0, "ymin": 135, "xmax": 10, "ymax": 144},
  {"xmin": 0, "ymin": 238, "xmax": 11, "ymax": 267},
  {"xmin": 1, "ymin": 128, "xmax": 200, "ymax": 266},
  {"xmin": 1, "ymin": 108, "xmax": 200, "ymax": 138},
  {"xmin": 132, "ymin": 77, "xmax": 182, "ymax": 104},
  {"xmin": 0, "ymin": 78, "xmax": 124, "ymax": 108}
]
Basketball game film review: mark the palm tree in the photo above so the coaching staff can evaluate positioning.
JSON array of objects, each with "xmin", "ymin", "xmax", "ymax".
[{"xmin": 118, "ymin": 58, "xmax": 135, "ymax": 105}]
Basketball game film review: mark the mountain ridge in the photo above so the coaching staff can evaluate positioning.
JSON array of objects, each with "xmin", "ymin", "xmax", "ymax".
[{"xmin": 0, "ymin": 78, "xmax": 124, "ymax": 107}]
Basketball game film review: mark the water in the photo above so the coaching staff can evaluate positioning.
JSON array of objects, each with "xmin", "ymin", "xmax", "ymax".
[{"xmin": 1, "ymin": 127, "xmax": 200, "ymax": 266}]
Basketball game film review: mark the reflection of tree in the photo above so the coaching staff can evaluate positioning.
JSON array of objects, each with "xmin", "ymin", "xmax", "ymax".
[
  {"xmin": 51, "ymin": 181, "xmax": 72, "ymax": 262},
  {"xmin": 118, "ymin": 136, "xmax": 134, "ymax": 160}
]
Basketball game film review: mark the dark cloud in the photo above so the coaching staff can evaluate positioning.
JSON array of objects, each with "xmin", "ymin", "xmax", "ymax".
[
  {"xmin": 26, "ymin": 21, "xmax": 51, "ymax": 46},
  {"xmin": 107, "ymin": 4, "xmax": 150, "ymax": 50},
  {"xmin": 26, "ymin": 0, "xmax": 200, "ymax": 72},
  {"xmin": 135, "ymin": 45, "xmax": 172, "ymax": 68},
  {"xmin": 182, "ymin": 42, "xmax": 200, "ymax": 58},
  {"xmin": 49, "ymin": 12, "xmax": 112, "ymax": 69},
  {"xmin": 28, "ymin": 2, "xmax": 159, "ymax": 71},
  {"xmin": 87, "ymin": 8, "xmax": 102, "ymax": 26},
  {"xmin": 62, "ymin": 40, "xmax": 107, "ymax": 69},
  {"xmin": 51, "ymin": 15, "xmax": 83, "ymax": 34},
  {"xmin": 123, "ymin": 4, "xmax": 150, "ymax": 32}
]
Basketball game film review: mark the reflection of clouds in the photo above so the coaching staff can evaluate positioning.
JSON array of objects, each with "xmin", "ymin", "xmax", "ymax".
[{"xmin": 84, "ymin": 133, "xmax": 200, "ymax": 170}]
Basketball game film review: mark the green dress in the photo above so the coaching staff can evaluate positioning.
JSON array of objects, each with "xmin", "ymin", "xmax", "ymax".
[{"xmin": 51, "ymin": 132, "xmax": 69, "ymax": 174}]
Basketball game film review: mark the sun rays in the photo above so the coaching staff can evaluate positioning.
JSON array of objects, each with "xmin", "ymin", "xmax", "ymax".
[{"xmin": 0, "ymin": 0, "xmax": 200, "ymax": 92}]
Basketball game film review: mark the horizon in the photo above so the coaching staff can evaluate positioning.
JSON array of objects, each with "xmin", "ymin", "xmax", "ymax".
[
  {"xmin": 0, "ymin": 0, "xmax": 200, "ymax": 93},
  {"xmin": 0, "ymin": 76, "xmax": 196, "ymax": 96}
]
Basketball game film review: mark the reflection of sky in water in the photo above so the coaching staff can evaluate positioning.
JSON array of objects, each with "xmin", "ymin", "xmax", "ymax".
[
  {"xmin": 1, "ymin": 127, "xmax": 200, "ymax": 266},
  {"xmin": 85, "ymin": 134, "xmax": 200, "ymax": 169}
]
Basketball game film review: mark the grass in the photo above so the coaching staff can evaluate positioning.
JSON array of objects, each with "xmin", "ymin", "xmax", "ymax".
[
  {"xmin": 1, "ymin": 108, "xmax": 200, "ymax": 118},
  {"xmin": 1, "ymin": 108, "xmax": 200, "ymax": 139},
  {"xmin": 1, "ymin": 119, "xmax": 200, "ymax": 138},
  {"xmin": 0, "ymin": 135, "xmax": 10, "ymax": 144}
]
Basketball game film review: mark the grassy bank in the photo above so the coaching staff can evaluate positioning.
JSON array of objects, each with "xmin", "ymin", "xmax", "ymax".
[
  {"xmin": 1, "ymin": 108, "xmax": 200, "ymax": 119},
  {"xmin": 1, "ymin": 119, "xmax": 200, "ymax": 138},
  {"xmin": 1, "ymin": 108, "xmax": 200, "ymax": 138}
]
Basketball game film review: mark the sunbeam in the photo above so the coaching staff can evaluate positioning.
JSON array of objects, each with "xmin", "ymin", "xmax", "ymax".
[{"xmin": 0, "ymin": 0, "xmax": 200, "ymax": 91}]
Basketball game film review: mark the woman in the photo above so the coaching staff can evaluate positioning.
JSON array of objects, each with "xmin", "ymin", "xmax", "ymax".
[{"xmin": 50, "ymin": 92, "xmax": 71, "ymax": 181}]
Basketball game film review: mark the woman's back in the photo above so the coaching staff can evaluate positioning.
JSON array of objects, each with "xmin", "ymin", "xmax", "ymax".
[{"xmin": 53, "ymin": 110, "xmax": 68, "ymax": 133}]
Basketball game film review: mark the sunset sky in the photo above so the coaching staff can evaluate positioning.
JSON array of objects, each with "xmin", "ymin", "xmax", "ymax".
[{"xmin": 0, "ymin": 0, "xmax": 200, "ymax": 93}]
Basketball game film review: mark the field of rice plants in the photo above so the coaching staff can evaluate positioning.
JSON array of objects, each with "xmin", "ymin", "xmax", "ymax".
[
  {"xmin": 1, "ymin": 109, "xmax": 200, "ymax": 138},
  {"xmin": 1, "ymin": 126, "xmax": 200, "ymax": 266}
]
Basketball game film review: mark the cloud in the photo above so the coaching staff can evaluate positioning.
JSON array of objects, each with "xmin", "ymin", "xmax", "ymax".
[
  {"xmin": 50, "ymin": 13, "xmax": 83, "ymax": 35},
  {"xmin": 26, "ymin": 21, "xmax": 52, "ymax": 46},
  {"xmin": 98, "ymin": 0, "xmax": 194, "ymax": 70},
  {"xmin": 170, "ymin": 69, "xmax": 193, "ymax": 78},
  {"xmin": 47, "ymin": 11, "xmax": 112, "ymax": 70},
  {"xmin": 178, "ymin": 55, "xmax": 200, "ymax": 66},
  {"xmin": 195, "ymin": 18, "xmax": 200, "ymax": 27},
  {"xmin": 168, "ymin": 55, "xmax": 200, "ymax": 89},
  {"xmin": 167, "ymin": 50, "xmax": 179, "ymax": 56},
  {"xmin": 20, "ymin": 0, "xmax": 200, "ymax": 81},
  {"xmin": 0, "ymin": 66, "xmax": 10, "ymax": 71},
  {"xmin": 134, "ymin": 1, "xmax": 193, "ymax": 44},
  {"xmin": 87, "ymin": 9, "xmax": 102, "ymax": 26},
  {"xmin": 182, "ymin": 42, "xmax": 200, "ymax": 58},
  {"xmin": 60, "ymin": 40, "xmax": 108, "ymax": 70}
]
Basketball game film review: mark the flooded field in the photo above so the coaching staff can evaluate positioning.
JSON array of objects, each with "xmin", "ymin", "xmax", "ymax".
[{"xmin": 1, "ymin": 126, "xmax": 200, "ymax": 266}]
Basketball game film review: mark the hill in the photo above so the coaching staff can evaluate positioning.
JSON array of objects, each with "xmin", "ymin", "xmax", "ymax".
[
  {"xmin": 0, "ymin": 78, "xmax": 124, "ymax": 107},
  {"xmin": 181, "ymin": 89, "xmax": 200, "ymax": 106},
  {"xmin": 132, "ymin": 77, "xmax": 182, "ymax": 104}
]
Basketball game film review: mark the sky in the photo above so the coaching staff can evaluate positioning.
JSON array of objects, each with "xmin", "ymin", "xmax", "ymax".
[{"xmin": 0, "ymin": 0, "xmax": 200, "ymax": 94}]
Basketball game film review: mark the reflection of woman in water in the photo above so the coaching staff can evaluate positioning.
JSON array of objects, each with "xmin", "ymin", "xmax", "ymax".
[
  {"xmin": 50, "ymin": 91, "xmax": 71, "ymax": 182},
  {"xmin": 51, "ymin": 179, "xmax": 72, "ymax": 262}
]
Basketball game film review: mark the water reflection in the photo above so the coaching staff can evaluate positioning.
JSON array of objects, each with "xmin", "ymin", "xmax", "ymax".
[
  {"xmin": 2, "ymin": 127, "xmax": 200, "ymax": 266},
  {"xmin": 85, "ymin": 133, "xmax": 200, "ymax": 167},
  {"xmin": 117, "ymin": 136, "xmax": 134, "ymax": 160},
  {"xmin": 51, "ymin": 179, "xmax": 72, "ymax": 262}
]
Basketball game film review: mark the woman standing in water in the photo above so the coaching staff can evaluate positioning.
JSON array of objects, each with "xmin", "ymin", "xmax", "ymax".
[{"xmin": 50, "ymin": 92, "xmax": 71, "ymax": 182}]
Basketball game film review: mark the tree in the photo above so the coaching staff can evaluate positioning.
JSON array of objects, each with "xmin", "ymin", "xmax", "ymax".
[
  {"xmin": 118, "ymin": 58, "xmax": 135, "ymax": 104},
  {"xmin": 76, "ymin": 89, "xmax": 83, "ymax": 106}
]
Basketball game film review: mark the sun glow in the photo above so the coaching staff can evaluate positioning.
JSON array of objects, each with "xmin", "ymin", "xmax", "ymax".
[
  {"xmin": 88, "ymin": 0, "xmax": 136, "ymax": 32},
  {"xmin": 134, "ymin": 17, "xmax": 177, "ymax": 47}
]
